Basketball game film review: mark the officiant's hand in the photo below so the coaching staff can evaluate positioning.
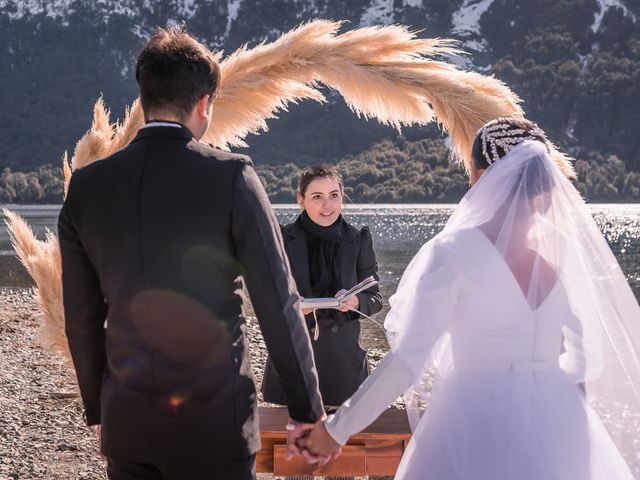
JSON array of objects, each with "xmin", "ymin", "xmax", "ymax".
[
  {"xmin": 335, "ymin": 289, "xmax": 359, "ymax": 312},
  {"xmin": 299, "ymin": 296, "xmax": 314, "ymax": 316},
  {"xmin": 296, "ymin": 418, "xmax": 342, "ymax": 465}
]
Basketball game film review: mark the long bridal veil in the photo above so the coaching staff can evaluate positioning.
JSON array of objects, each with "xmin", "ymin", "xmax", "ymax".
[{"xmin": 384, "ymin": 140, "xmax": 640, "ymax": 474}]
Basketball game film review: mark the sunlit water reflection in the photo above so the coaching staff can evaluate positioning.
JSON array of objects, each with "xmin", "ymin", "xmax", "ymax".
[{"xmin": 2, "ymin": 203, "xmax": 639, "ymax": 348}]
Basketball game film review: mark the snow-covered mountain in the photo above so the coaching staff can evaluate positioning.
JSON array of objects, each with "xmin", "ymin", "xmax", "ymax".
[
  {"xmin": 2, "ymin": 0, "xmax": 634, "ymax": 49},
  {"xmin": 1, "ymin": 0, "xmax": 638, "ymax": 172}
]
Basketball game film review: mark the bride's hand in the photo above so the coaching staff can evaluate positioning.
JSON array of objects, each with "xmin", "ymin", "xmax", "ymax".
[{"xmin": 296, "ymin": 419, "xmax": 342, "ymax": 465}]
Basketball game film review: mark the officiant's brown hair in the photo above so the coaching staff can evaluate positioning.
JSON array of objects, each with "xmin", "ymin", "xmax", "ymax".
[
  {"xmin": 136, "ymin": 26, "xmax": 220, "ymax": 121},
  {"xmin": 298, "ymin": 165, "xmax": 345, "ymax": 198}
]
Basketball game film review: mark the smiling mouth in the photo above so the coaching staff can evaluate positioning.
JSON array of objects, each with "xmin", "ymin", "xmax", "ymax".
[{"xmin": 320, "ymin": 212, "xmax": 334, "ymax": 217}]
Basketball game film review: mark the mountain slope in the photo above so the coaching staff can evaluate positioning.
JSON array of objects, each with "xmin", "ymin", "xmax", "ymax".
[{"xmin": 0, "ymin": 0, "xmax": 638, "ymax": 180}]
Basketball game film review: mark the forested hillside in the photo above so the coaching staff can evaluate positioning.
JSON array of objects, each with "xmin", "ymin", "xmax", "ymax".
[{"xmin": 1, "ymin": 0, "xmax": 638, "ymax": 202}]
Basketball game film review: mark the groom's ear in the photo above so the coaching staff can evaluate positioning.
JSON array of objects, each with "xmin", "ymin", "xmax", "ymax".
[{"xmin": 195, "ymin": 94, "xmax": 211, "ymax": 120}]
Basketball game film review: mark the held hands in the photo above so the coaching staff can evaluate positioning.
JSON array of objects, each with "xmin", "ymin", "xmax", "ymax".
[
  {"xmin": 286, "ymin": 417, "xmax": 342, "ymax": 466},
  {"xmin": 297, "ymin": 418, "xmax": 342, "ymax": 464},
  {"xmin": 335, "ymin": 289, "xmax": 359, "ymax": 313}
]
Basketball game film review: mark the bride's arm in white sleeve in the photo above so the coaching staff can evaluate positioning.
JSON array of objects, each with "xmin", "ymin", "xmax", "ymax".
[
  {"xmin": 325, "ymin": 351, "xmax": 412, "ymax": 445},
  {"xmin": 325, "ymin": 240, "xmax": 459, "ymax": 445},
  {"xmin": 557, "ymin": 278, "xmax": 597, "ymax": 386}
]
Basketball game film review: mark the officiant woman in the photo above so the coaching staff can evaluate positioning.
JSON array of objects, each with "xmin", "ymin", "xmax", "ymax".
[{"xmin": 262, "ymin": 165, "xmax": 383, "ymax": 407}]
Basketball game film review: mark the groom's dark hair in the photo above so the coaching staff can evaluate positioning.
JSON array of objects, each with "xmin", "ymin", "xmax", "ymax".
[{"xmin": 136, "ymin": 26, "xmax": 220, "ymax": 121}]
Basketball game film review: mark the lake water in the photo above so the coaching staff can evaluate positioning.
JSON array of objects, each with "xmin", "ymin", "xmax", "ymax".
[{"xmin": 2, "ymin": 203, "xmax": 639, "ymax": 350}]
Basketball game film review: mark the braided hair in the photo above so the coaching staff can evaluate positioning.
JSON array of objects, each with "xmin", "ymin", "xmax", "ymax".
[{"xmin": 471, "ymin": 117, "xmax": 549, "ymax": 170}]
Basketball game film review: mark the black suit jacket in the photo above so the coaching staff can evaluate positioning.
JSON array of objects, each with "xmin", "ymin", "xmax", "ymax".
[
  {"xmin": 283, "ymin": 220, "xmax": 383, "ymax": 320},
  {"xmin": 262, "ymin": 218, "xmax": 383, "ymax": 406},
  {"xmin": 58, "ymin": 125, "xmax": 323, "ymax": 466}
]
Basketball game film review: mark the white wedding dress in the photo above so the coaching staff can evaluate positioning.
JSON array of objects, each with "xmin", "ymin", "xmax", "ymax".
[
  {"xmin": 325, "ymin": 142, "xmax": 640, "ymax": 480},
  {"xmin": 327, "ymin": 228, "xmax": 634, "ymax": 479}
]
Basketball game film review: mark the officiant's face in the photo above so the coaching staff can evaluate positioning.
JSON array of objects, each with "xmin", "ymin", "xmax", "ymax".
[{"xmin": 298, "ymin": 177, "xmax": 343, "ymax": 227}]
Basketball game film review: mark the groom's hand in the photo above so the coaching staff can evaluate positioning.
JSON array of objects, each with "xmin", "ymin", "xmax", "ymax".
[
  {"xmin": 296, "ymin": 418, "xmax": 342, "ymax": 466},
  {"xmin": 285, "ymin": 418, "xmax": 317, "ymax": 462}
]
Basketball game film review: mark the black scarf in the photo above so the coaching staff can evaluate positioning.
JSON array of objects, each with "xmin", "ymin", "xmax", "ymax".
[{"xmin": 298, "ymin": 210, "xmax": 344, "ymax": 298}]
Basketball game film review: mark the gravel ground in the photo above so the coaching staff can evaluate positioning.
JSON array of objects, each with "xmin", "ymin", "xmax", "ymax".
[
  {"xmin": 0, "ymin": 288, "xmax": 103, "ymax": 480},
  {"xmin": 0, "ymin": 288, "xmax": 393, "ymax": 480}
]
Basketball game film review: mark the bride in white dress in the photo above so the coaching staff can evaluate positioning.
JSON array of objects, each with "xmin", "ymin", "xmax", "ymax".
[{"xmin": 298, "ymin": 118, "xmax": 640, "ymax": 479}]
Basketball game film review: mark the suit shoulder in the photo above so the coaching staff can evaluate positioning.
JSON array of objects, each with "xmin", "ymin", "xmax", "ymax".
[
  {"xmin": 344, "ymin": 222, "xmax": 371, "ymax": 239},
  {"xmin": 357, "ymin": 225, "xmax": 374, "ymax": 252},
  {"xmin": 359, "ymin": 225, "xmax": 371, "ymax": 237},
  {"xmin": 188, "ymin": 141, "xmax": 253, "ymax": 166},
  {"xmin": 69, "ymin": 149, "xmax": 123, "ymax": 186}
]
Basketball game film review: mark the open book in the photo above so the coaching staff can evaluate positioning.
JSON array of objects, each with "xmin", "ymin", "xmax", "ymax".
[{"xmin": 300, "ymin": 276, "xmax": 378, "ymax": 310}]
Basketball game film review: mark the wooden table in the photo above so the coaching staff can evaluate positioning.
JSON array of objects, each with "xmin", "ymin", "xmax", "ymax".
[{"xmin": 257, "ymin": 406, "xmax": 412, "ymax": 476}]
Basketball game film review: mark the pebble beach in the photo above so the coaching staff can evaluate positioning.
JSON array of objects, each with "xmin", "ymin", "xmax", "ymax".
[
  {"xmin": 0, "ymin": 288, "xmax": 390, "ymax": 480},
  {"xmin": 0, "ymin": 288, "xmax": 103, "ymax": 479}
]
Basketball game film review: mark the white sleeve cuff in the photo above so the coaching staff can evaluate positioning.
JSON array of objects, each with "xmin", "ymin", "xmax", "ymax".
[{"xmin": 325, "ymin": 413, "xmax": 349, "ymax": 446}]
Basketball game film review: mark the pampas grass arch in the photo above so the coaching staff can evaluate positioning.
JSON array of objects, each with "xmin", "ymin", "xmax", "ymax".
[{"xmin": 3, "ymin": 20, "xmax": 574, "ymax": 366}]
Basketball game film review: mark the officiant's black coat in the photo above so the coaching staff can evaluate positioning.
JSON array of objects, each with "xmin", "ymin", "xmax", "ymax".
[
  {"xmin": 262, "ymin": 219, "xmax": 383, "ymax": 406},
  {"xmin": 58, "ymin": 125, "xmax": 323, "ymax": 473}
]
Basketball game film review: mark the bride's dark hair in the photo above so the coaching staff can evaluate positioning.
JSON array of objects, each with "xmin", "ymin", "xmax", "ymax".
[{"xmin": 472, "ymin": 117, "xmax": 548, "ymax": 170}]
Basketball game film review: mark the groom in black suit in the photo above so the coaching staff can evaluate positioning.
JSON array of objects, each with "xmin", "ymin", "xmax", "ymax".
[{"xmin": 58, "ymin": 27, "xmax": 325, "ymax": 479}]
